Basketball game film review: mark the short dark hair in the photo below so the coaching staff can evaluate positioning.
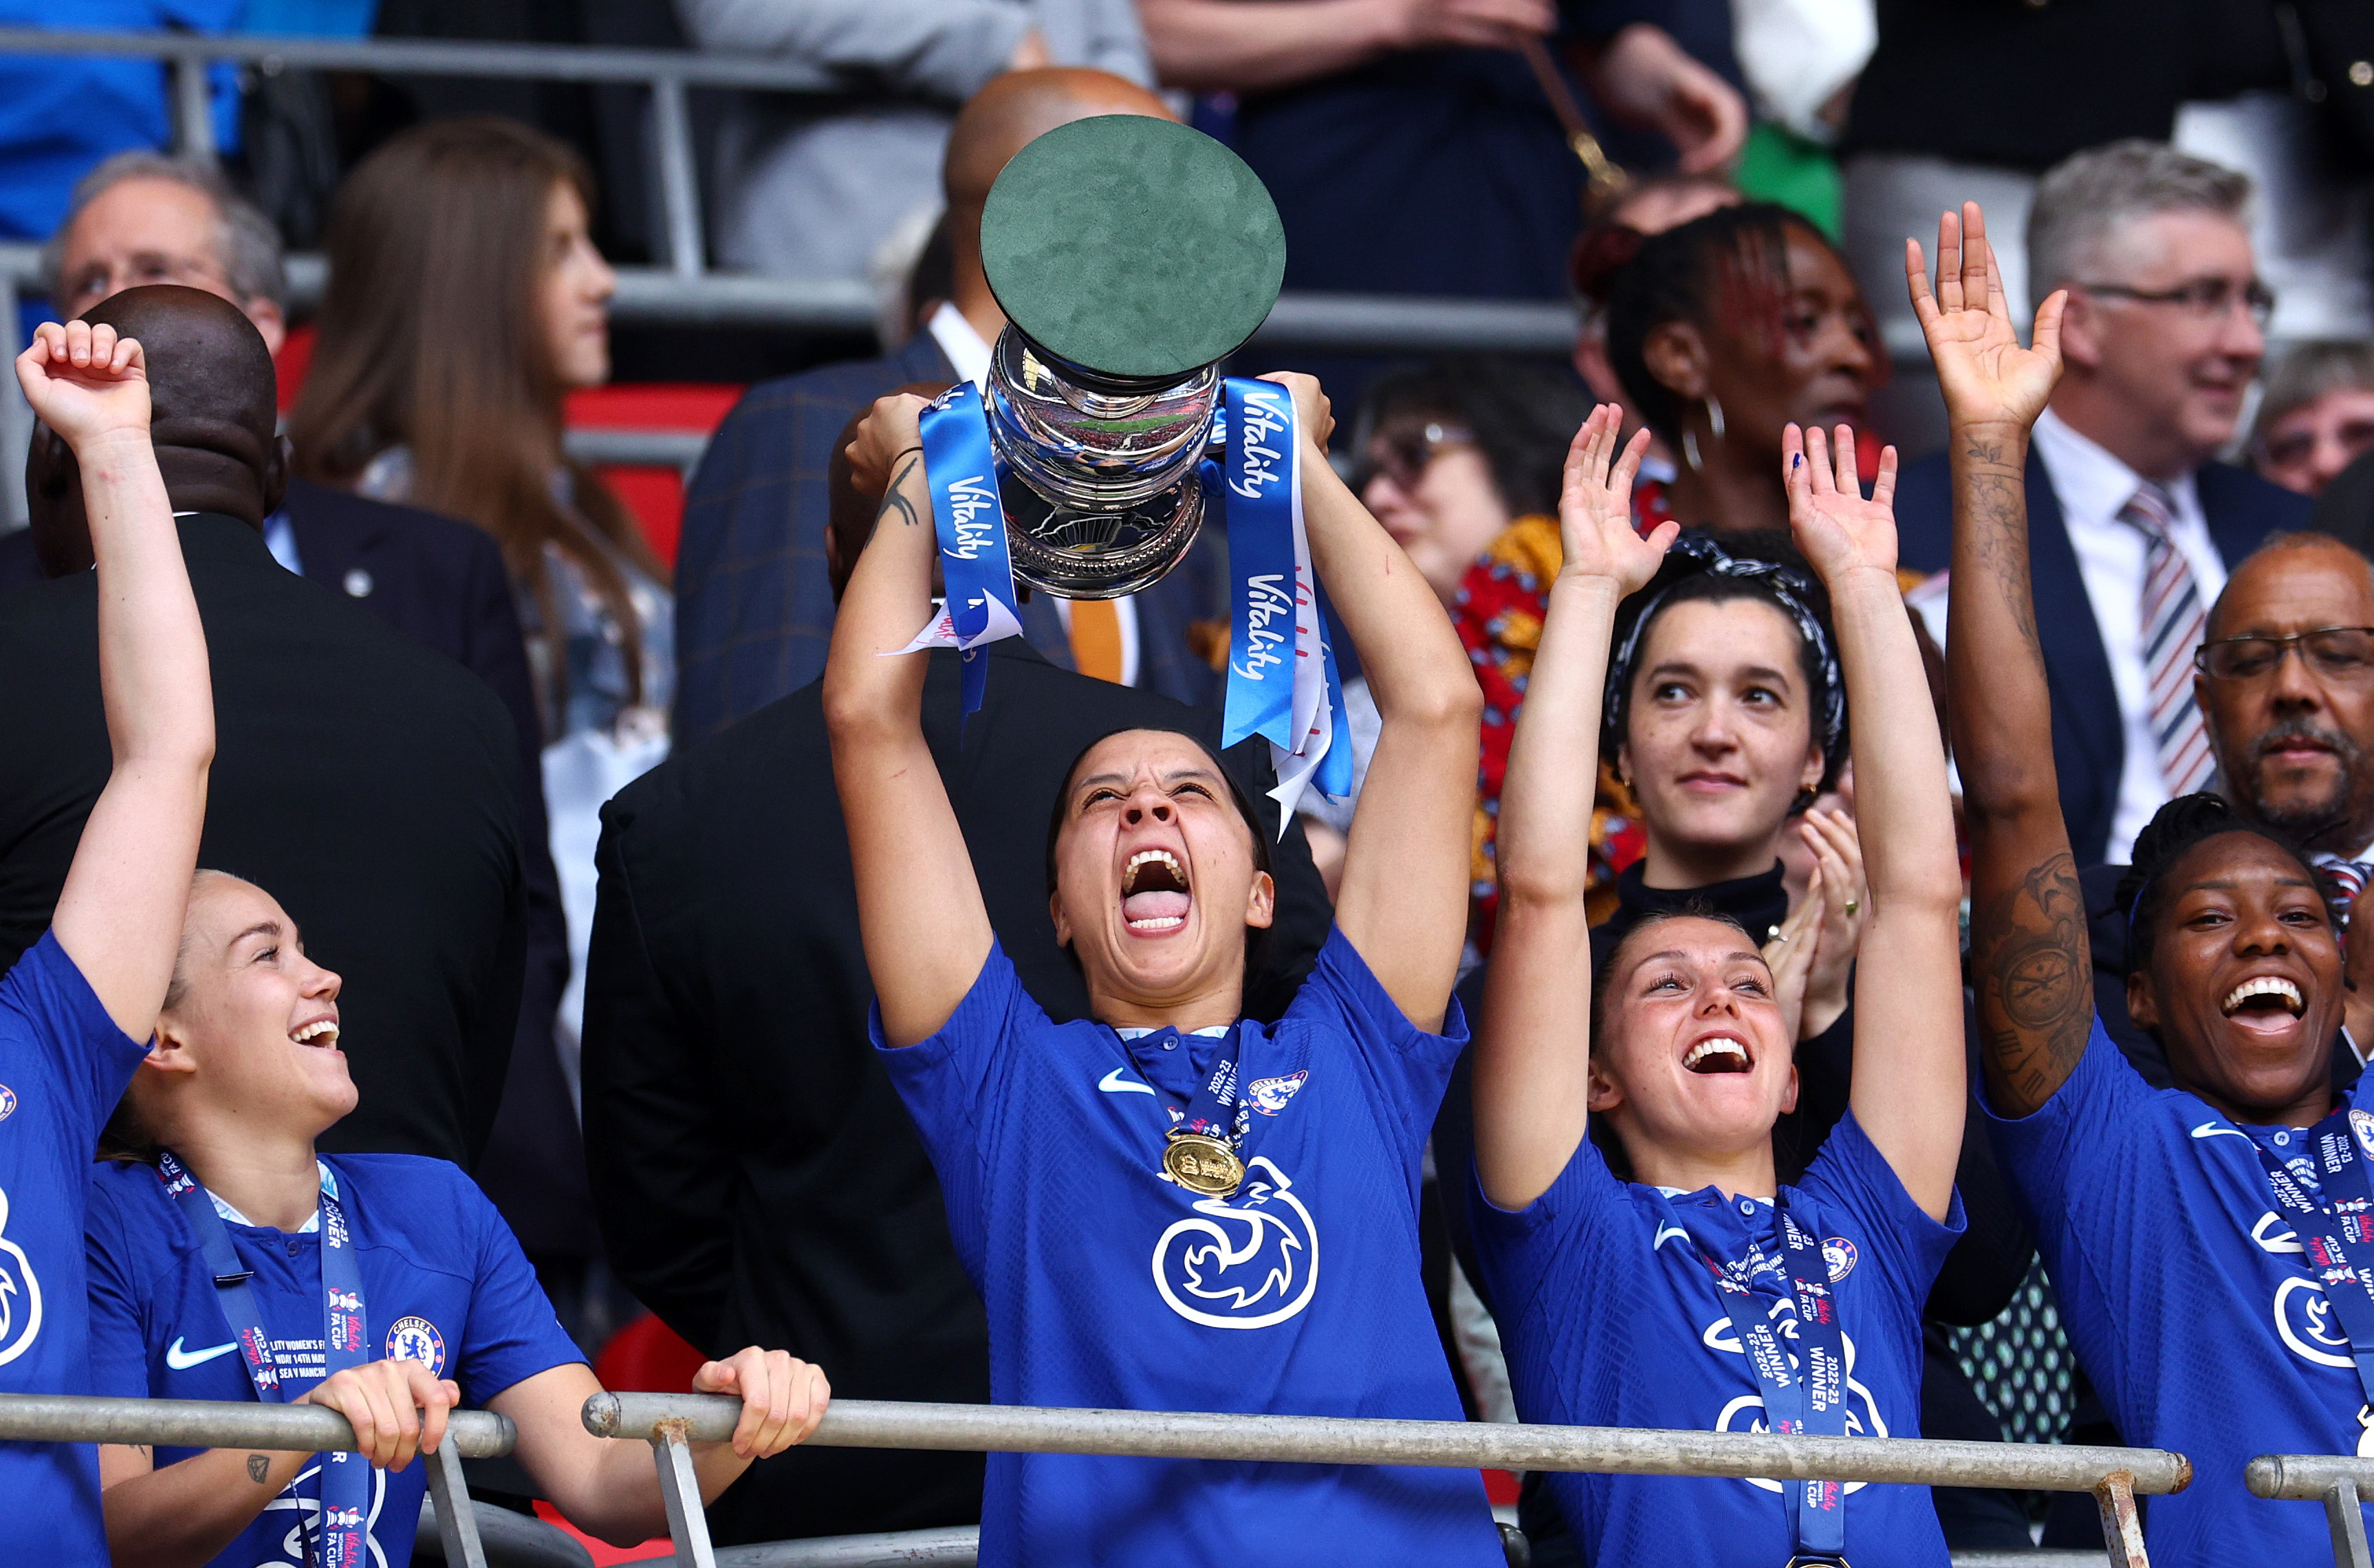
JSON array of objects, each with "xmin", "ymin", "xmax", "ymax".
[
  {"xmin": 2113, "ymin": 792, "xmax": 2321, "ymax": 977},
  {"xmin": 1348, "ymin": 357, "xmax": 1591, "ymax": 519}
]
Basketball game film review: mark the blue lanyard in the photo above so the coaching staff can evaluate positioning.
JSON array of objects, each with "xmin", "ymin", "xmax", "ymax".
[
  {"xmin": 2250, "ymin": 1108, "xmax": 2374, "ymax": 1408},
  {"xmin": 1171, "ymin": 1024, "xmax": 1250, "ymax": 1148},
  {"xmin": 156, "ymin": 1151, "xmax": 372, "ymax": 1568},
  {"xmin": 1657, "ymin": 1191, "xmax": 1850, "ymax": 1565}
]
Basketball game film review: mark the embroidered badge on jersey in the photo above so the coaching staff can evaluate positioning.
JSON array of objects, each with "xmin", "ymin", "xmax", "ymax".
[
  {"xmin": 1151, "ymin": 1156, "xmax": 1318, "ymax": 1329},
  {"xmin": 0, "ymin": 1085, "xmax": 19, "ymax": 1122},
  {"xmin": 2353, "ymin": 1108, "xmax": 2374, "ymax": 1161},
  {"xmin": 385, "ymin": 1316, "xmax": 446, "ymax": 1377},
  {"xmin": 1246, "ymin": 1071, "xmax": 1308, "ymax": 1115},
  {"xmin": 1822, "ymin": 1237, "xmax": 1858, "ymax": 1283}
]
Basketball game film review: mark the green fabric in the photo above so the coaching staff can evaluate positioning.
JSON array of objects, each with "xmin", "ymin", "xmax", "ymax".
[
  {"xmin": 1734, "ymin": 122, "xmax": 1842, "ymax": 243},
  {"xmin": 981, "ymin": 115, "xmax": 1286, "ymax": 380}
]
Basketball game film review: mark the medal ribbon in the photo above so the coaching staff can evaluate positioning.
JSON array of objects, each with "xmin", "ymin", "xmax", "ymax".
[
  {"xmin": 1172, "ymin": 1024, "xmax": 1252, "ymax": 1149},
  {"xmin": 2250, "ymin": 1111, "xmax": 2374, "ymax": 1406},
  {"xmin": 1657, "ymin": 1192, "xmax": 1849, "ymax": 1562},
  {"xmin": 1216, "ymin": 378, "xmax": 1353, "ymax": 826},
  {"xmin": 900, "ymin": 382, "xmax": 1027, "ymax": 723},
  {"xmin": 157, "ymin": 1151, "xmax": 372, "ymax": 1568}
]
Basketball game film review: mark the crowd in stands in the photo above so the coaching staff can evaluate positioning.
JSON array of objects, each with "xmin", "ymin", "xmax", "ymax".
[{"xmin": 8, "ymin": 4, "xmax": 2374, "ymax": 1567}]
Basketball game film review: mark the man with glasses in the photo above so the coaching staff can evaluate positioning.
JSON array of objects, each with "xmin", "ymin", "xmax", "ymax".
[{"xmin": 1897, "ymin": 140, "xmax": 2309, "ymax": 867}]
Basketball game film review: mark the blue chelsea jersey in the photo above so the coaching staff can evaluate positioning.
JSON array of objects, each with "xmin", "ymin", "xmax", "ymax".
[
  {"xmin": 1471, "ymin": 1111, "xmax": 1964, "ymax": 1568},
  {"xmin": 1987, "ymin": 1019, "xmax": 2374, "ymax": 1567},
  {"xmin": 875, "ymin": 927, "xmax": 1504, "ymax": 1568},
  {"xmin": 0, "ymin": 932, "xmax": 152, "ymax": 1563},
  {"xmin": 85, "ymin": 1151, "xmax": 586, "ymax": 1568}
]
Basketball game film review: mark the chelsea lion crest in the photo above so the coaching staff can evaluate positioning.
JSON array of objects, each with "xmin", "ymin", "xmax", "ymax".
[
  {"xmin": 0, "ymin": 1085, "xmax": 18, "ymax": 1123},
  {"xmin": 1822, "ymin": 1237, "xmax": 1858, "ymax": 1283},
  {"xmin": 1246, "ymin": 1071, "xmax": 1307, "ymax": 1116},
  {"xmin": 386, "ymin": 1316, "xmax": 446, "ymax": 1377},
  {"xmin": 2352, "ymin": 1109, "xmax": 2374, "ymax": 1161}
]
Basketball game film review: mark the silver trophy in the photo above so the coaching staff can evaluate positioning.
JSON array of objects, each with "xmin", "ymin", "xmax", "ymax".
[{"xmin": 975, "ymin": 114, "xmax": 1285, "ymax": 601}]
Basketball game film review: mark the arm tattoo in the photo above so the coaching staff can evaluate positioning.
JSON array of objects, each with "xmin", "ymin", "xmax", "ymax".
[
  {"xmin": 878, "ymin": 455, "xmax": 924, "ymax": 530},
  {"xmin": 1972, "ymin": 851, "xmax": 2093, "ymax": 1116},
  {"xmin": 247, "ymin": 1453, "xmax": 270, "ymax": 1484}
]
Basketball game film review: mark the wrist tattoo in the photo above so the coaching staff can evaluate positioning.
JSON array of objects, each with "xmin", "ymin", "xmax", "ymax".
[
  {"xmin": 878, "ymin": 454, "xmax": 925, "ymax": 530},
  {"xmin": 247, "ymin": 1454, "xmax": 270, "ymax": 1484}
]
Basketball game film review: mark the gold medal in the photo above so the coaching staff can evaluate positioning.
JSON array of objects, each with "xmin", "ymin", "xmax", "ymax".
[{"xmin": 1162, "ymin": 1131, "xmax": 1245, "ymax": 1197}]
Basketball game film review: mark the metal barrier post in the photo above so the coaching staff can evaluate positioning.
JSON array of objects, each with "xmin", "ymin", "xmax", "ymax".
[
  {"xmin": 649, "ymin": 74, "xmax": 704, "ymax": 279},
  {"xmin": 427, "ymin": 1437, "xmax": 492, "ymax": 1568},
  {"xmin": 653, "ymin": 1417, "xmax": 720, "ymax": 1568},
  {"xmin": 2247, "ymin": 1455, "xmax": 2374, "ymax": 1568},
  {"xmin": 0, "ymin": 269, "xmax": 27, "ymax": 532},
  {"xmin": 2093, "ymin": 1470, "xmax": 2148, "ymax": 1568},
  {"xmin": 167, "ymin": 44, "xmax": 215, "ymax": 163}
]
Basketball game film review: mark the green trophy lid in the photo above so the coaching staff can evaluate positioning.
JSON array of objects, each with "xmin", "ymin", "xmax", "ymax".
[{"xmin": 981, "ymin": 115, "xmax": 1285, "ymax": 382}]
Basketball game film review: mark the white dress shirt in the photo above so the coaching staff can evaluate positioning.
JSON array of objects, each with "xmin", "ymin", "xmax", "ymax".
[
  {"xmin": 2029, "ymin": 407, "xmax": 2228, "ymax": 862},
  {"xmin": 929, "ymin": 301, "xmax": 1144, "ymax": 688}
]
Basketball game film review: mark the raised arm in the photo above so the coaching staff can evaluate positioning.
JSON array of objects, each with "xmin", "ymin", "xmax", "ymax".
[
  {"xmin": 1785, "ymin": 424, "xmax": 1964, "ymax": 1221},
  {"xmin": 821, "ymin": 394, "xmax": 994, "ymax": 1048},
  {"xmin": 1474, "ymin": 407, "xmax": 1675, "ymax": 1208},
  {"xmin": 1278, "ymin": 372, "xmax": 1483, "ymax": 1031},
  {"xmin": 34, "ymin": 320, "xmax": 213, "ymax": 1042},
  {"xmin": 1910, "ymin": 204, "xmax": 2089, "ymax": 1118}
]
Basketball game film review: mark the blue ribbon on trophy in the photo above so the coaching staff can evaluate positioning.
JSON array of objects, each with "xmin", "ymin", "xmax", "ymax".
[
  {"xmin": 894, "ymin": 382, "xmax": 1027, "ymax": 722},
  {"xmin": 1216, "ymin": 377, "xmax": 1353, "ymax": 826}
]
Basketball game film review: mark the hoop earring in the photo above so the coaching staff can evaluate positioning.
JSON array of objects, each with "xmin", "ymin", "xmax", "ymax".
[
  {"xmin": 1705, "ymin": 396, "xmax": 1726, "ymax": 442},
  {"xmin": 1681, "ymin": 429, "xmax": 1703, "ymax": 472}
]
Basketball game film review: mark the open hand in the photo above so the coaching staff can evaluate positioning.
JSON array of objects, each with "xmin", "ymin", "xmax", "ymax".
[
  {"xmin": 1763, "ymin": 874, "xmax": 1818, "ymax": 1045},
  {"xmin": 297, "ymin": 1358, "xmax": 459, "ymax": 1471},
  {"xmin": 1557, "ymin": 404, "xmax": 1677, "ymax": 593},
  {"xmin": 1906, "ymin": 202, "xmax": 2064, "ymax": 433},
  {"xmin": 692, "ymin": 1347, "xmax": 831, "ymax": 1460},
  {"xmin": 1258, "ymin": 370, "xmax": 1334, "ymax": 455},
  {"xmin": 1794, "ymin": 806, "xmax": 1866, "ymax": 1040},
  {"xmin": 845, "ymin": 393, "xmax": 931, "ymax": 501},
  {"xmin": 1579, "ymin": 24, "xmax": 1749, "ymax": 174},
  {"xmin": 1785, "ymin": 422, "xmax": 1898, "ymax": 582},
  {"xmin": 16, "ymin": 320, "xmax": 149, "ymax": 454}
]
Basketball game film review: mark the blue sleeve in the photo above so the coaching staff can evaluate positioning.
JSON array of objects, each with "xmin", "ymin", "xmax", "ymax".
[
  {"xmin": 1285, "ymin": 926, "xmax": 1470, "ymax": 1146},
  {"xmin": 0, "ymin": 930, "xmax": 150, "ymax": 1147},
  {"xmin": 1794, "ymin": 1110, "xmax": 1968, "ymax": 1311},
  {"xmin": 448, "ymin": 1170, "xmax": 585, "ymax": 1404},
  {"xmin": 1466, "ymin": 1132, "xmax": 1630, "ymax": 1333},
  {"xmin": 83, "ymin": 1171, "xmax": 157, "ymax": 1401},
  {"xmin": 873, "ymin": 941, "xmax": 1042, "ymax": 1243},
  {"xmin": 1979, "ymin": 1018, "xmax": 2151, "ymax": 1219}
]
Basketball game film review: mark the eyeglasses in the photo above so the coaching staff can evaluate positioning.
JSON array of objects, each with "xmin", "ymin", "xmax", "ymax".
[
  {"xmin": 2077, "ymin": 276, "xmax": 2276, "ymax": 330},
  {"xmin": 1358, "ymin": 421, "xmax": 1475, "ymax": 492},
  {"xmin": 2195, "ymin": 627, "xmax": 2374, "ymax": 681}
]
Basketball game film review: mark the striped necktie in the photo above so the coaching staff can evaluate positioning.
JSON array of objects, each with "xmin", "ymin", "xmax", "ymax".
[
  {"xmin": 2316, "ymin": 853, "xmax": 2374, "ymax": 927},
  {"xmin": 2121, "ymin": 482, "xmax": 2214, "ymax": 797}
]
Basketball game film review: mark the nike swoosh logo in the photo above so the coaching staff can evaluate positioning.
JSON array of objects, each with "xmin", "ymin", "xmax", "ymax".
[
  {"xmin": 2191, "ymin": 1124, "xmax": 2255, "ymax": 1141},
  {"xmin": 1098, "ymin": 1069, "xmax": 1155, "ymax": 1096},
  {"xmin": 1653, "ymin": 1224, "xmax": 1692, "ymax": 1252},
  {"xmin": 165, "ymin": 1336, "xmax": 240, "ymax": 1370}
]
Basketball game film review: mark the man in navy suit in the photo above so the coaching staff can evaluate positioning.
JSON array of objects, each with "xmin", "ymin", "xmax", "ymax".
[
  {"xmin": 673, "ymin": 67, "xmax": 1226, "ymax": 745},
  {"xmin": 1896, "ymin": 141, "xmax": 2309, "ymax": 867}
]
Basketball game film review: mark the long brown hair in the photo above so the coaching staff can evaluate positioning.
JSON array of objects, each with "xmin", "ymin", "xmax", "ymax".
[{"xmin": 290, "ymin": 116, "xmax": 666, "ymax": 721}]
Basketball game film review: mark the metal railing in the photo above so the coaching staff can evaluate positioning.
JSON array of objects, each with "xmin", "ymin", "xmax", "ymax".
[
  {"xmin": 2250, "ymin": 1453, "xmax": 2374, "ymax": 1568},
  {"xmin": 583, "ymin": 1393, "xmax": 2188, "ymax": 1568}
]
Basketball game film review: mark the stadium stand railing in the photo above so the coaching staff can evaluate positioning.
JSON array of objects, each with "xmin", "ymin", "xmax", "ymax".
[
  {"xmin": 0, "ymin": 1388, "xmax": 2192, "ymax": 1568},
  {"xmin": 0, "ymin": 28, "xmax": 1576, "ymax": 530},
  {"xmin": 2250, "ymin": 1453, "xmax": 2374, "ymax": 1568}
]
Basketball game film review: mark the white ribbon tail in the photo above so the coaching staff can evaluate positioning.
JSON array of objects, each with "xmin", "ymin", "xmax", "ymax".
[{"xmin": 888, "ymin": 600, "xmax": 959, "ymax": 655}]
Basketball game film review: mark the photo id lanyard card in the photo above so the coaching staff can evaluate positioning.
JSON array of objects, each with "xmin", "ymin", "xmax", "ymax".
[
  {"xmin": 1656, "ymin": 1190, "xmax": 1851, "ymax": 1568},
  {"xmin": 2252, "ymin": 1108, "xmax": 2374, "ymax": 1408},
  {"xmin": 157, "ymin": 1151, "xmax": 373, "ymax": 1568}
]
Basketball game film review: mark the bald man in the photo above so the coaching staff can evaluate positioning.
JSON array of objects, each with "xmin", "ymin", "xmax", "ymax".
[
  {"xmin": 0, "ymin": 286, "xmax": 534, "ymax": 1169},
  {"xmin": 671, "ymin": 67, "xmax": 1225, "ymax": 744}
]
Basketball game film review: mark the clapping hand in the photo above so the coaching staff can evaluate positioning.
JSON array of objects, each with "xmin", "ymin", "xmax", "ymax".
[
  {"xmin": 16, "ymin": 320, "xmax": 149, "ymax": 456},
  {"xmin": 690, "ymin": 1347, "xmax": 831, "ymax": 1460},
  {"xmin": 1557, "ymin": 404, "xmax": 1679, "ymax": 594},
  {"xmin": 1785, "ymin": 422, "xmax": 1899, "ymax": 584},
  {"xmin": 1907, "ymin": 202, "xmax": 2065, "ymax": 433}
]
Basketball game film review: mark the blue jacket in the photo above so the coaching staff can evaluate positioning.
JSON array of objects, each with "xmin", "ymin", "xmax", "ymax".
[
  {"xmin": 671, "ymin": 336, "xmax": 1223, "ymax": 745},
  {"xmin": 1894, "ymin": 448, "xmax": 2309, "ymax": 865}
]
